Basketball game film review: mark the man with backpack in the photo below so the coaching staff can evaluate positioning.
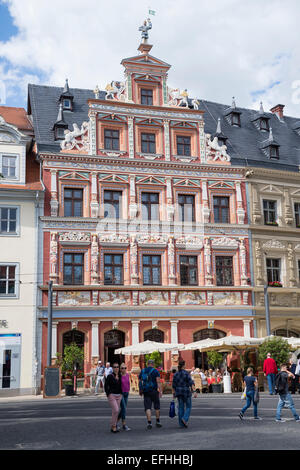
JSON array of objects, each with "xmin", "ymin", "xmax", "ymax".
[
  {"xmin": 139, "ymin": 359, "xmax": 162, "ymax": 430},
  {"xmin": 275, "ymin": 363, "xmax": 300, "ymax": 423}
]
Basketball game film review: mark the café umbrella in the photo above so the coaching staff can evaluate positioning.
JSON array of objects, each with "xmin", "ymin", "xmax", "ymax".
[{"xmin": 114, "ymin": 340, "xmax": 184, "ymax": 355}]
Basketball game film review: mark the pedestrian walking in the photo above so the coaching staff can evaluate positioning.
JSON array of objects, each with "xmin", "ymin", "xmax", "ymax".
[
  {"xmin": 263, "ymin": 352, "xmax": 278, "ymax": 395},
  {"xmin": 94, "ymin": 360, "xmax": 105, "ymax": 395},
  {"xmin": 117, "ymin": 362, "xmax": 131, "ymax": 431},
  {"xmin": 104, "ymin": 362, "xmax": 122, "ymax": 433},
  {"xmin": 172, "ymin": 359, "xmax": 196, "ymax": 428},
  {"xmin": 275, "ymin": 363, "xmax": 300, "ymax": 423},
  {"xmin": 105, "ymin": 362, "xmax": 113, "ymax": 377},
  {"xmin": 239, "ymin": 367, "xmax": 262, "ymax": 420},
  {"xmin": 290, "ymin": 355, "xmax": 300, "ymax": 394},
  {"xmin": 139, "ymin": 359, "xmax": 162, "ymax": 430}
]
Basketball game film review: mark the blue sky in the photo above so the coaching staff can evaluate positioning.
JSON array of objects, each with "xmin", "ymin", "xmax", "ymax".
[
  {"xmin": 0, "ymin": 0, "xmax": 300, "ymax": 115},
  {"xmin": 0, "ymin": 2, "xmax": 18, "ymax": 42}
]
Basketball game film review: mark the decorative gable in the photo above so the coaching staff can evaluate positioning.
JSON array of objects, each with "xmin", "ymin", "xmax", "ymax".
[
  {"xmin": 98, "ymin": 174, "xmax": 129, "ymax": 184},
  {"xmin": 173, "ymin": 178, "xmax": 201, "ymax": 187},
  {"xmin": 58, "ymin": 171, "xmax": 90, "ymax": 181},
  {"xmin": 136, "ymin": 175, "xmax": 165, "ymax": 185}
]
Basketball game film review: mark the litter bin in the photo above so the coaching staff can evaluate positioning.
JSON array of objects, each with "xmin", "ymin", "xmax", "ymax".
[{"xmin": 223, "ymin": 373, "xmax": 232, "ymax": 394}]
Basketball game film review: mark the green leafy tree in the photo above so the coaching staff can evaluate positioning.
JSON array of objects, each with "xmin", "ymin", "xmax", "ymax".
[
  {"xmin": 58, "ymin": 342, "xmax": 84, "ymax": 377},
  {"xmin": 258, "ymin": 337, "xmax": 290, "ymax": 368},
  {"xmin": 144, "ymin": 350, "xmax": 162, "ymax": 369},
  {"xmin": 207, "ymin": 351, "xmax": 223, "ymax": 369}
]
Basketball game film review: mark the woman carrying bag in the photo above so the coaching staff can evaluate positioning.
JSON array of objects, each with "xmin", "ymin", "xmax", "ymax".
[
  {"xmin": 172, "ymin": 359, "xmax": 196, "ymax": 428},
  {"xmin": 104, "ymin": 362, "xmax": 122, "ymax": 433},
  {"xmin": 239, "ymin": 367, "xmax": 262, "ymax": 421}
]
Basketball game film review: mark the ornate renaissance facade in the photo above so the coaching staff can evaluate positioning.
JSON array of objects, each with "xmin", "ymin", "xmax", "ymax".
[{"xmin": 28, "ymin": 34, "xmax": 253, "ymax": 381}]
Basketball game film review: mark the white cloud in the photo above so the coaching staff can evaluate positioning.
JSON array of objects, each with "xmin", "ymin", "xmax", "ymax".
[{"xmin": 0, "ymin": 0, "xmax": 300, "ymax": 116}]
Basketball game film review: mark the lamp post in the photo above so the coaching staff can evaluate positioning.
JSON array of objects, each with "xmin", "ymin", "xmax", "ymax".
[{"xmin": 47, "ymin": 281, "xmax": 53, "ymax": 367}]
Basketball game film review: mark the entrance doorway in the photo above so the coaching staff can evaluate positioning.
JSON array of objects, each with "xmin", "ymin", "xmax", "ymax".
[
  {"xmin": 193, "ymin": 329, "xmax": 226, "ymax": 369},
  {"xmin": 104, "ymin": 330, "xmax": 125, "ymax": 365},
  {"xmin": 0, "ymin": 334, "xmax": 21, "ymax": 390},
  {"xmin": 144, "ymin": 329, "xmax": 164, "ymax": 368}
]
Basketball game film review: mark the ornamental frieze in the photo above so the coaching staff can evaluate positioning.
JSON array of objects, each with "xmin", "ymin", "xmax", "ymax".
[{"xmin": 59, "ymin": 232, "xmax": 91, "ymax": 243}]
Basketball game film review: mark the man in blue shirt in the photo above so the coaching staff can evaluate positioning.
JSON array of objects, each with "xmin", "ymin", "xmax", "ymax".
[
  {"xmin": 139, "ymin": 359, "xmax": 162, "ymax": 430},
  {"xmin": 172, "ymin": 359, "xmax": 195, "ymax": 428}
]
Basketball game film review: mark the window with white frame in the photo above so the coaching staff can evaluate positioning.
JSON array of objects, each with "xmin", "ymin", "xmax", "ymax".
[
  {"xmin": 1, "ymin": 155, "xmax": 17, "ymax": 179},
  {"xmin": 266, "ymin": 258, "xmax": 281, "ymax": 284},
  {"xmin": 0, "ymin": 207, "xmax": 18, "ymax": 234},
  {"xmin": 0, "ymin": 264, "xmax": 18, "ymax": 296}
]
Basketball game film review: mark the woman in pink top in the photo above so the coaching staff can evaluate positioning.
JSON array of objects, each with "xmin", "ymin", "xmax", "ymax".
[{"xmin": 117, "ymin": 362, "xmax": 131, "ymax": 431}]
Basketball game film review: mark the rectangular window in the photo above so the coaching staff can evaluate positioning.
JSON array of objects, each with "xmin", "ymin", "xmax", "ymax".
[
  {"xmin": 176, "ymin": 136, "xmax": 191, "ymax": 156},
  {"xmin": 64, "ymin": 189, "xmax": 83, "ymax": 217},
  {"xmin": 104, "ymin": 254, "xmax": 123, "ymax": 285},
  {"xmin": 266, "ymin": 258, "xmax": 281, "ymax": 284},
  {"xmin": 141, "ymin": 89, "xmax": 153, "ymax": 106},
  {"xmin": 104, "ymin": 129, "xmax": 120, "ymax": 151},
  {"xmin": 141, "ymin": 192, "xmax": 159, "ymax": 221},
  {"xmin": 0, "ymin": 265, "xmax": 16, "ymax": 295},
  {"xmin": 104, "ymin": 190, "xmax": 122, "ymax": 219},
  {"xmin": 216, "ymin": 256, "xmax": 233, "ymax": 286},
  {"xmin": 143, "ymin": 255, "xmax": 161, "ymax": 285},
  {"xmin": 213, "ymin": 196, "xmax": 230, "ymax": 223},
  {"xmin": 63, "ymin": 253, "xmax": 84, "ymax": 285},
  {"xmin": 270, "ymin": 146, "xmax": 279, "ymax": 159},
  {"xmin": 178, "ymin": 194, "xmax": 195, "ymax": 222},
  {"xmin": 263, "ymin": 200, "xmax": 277, "ymax": 224},
  {"xmin": 295, "ymin": 203, "xmax": 300, "ymax": 227},
  {"xmin": 231, "ymin": 113, "xmax": 241, "ymax": 127},
  {"xmin": 298, "ymin": 260, "xmax": 300, "ymax": 281},
  {"xmin": 2, "ymin": 156, "xmax": 16, "ymax": 178},
  {"xmin": 63, "ymin": 99, "xmax": 71, "ymax": 109},
  {"xmin": 141, "ymin": 133, "xmax": 156, "ymax": 154},
  {"xmin": 0, "ymin": 207, "xmax": 17, "ymax": 233},
  {"xmin": 180, "ymin": 255, "xmax": 198, "ymax": 286}
]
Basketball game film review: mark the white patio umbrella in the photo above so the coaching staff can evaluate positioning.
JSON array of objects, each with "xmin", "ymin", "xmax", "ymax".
[
  {"xmin": 114, "ymin": 340, "xmax": 184, "ymax": 355},
  {"xmin": 178, "ymin": 338, "xmax": 218, "ymax": 351}
]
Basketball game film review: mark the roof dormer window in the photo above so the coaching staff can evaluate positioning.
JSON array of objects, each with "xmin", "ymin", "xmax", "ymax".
[
  {"xmin": 260, "ymin": 118, "xmax": 269, "ymax": 132},
  {"xmin": 224, "ymin": 97, "xmax": 242, "ymax": 128},
  {"xmin": 141, "ymin": 88, "xmax": 153, "ymax": 106},
  {"xmin": 231, "ymin": 112, "xmax": 241, "ymax": 127},
  {"xmin": 53, "ymin": 103, "xmax": 68, "ymax": 141},
  {"xmin": 62, "ymin": 98, "xmax": 72, "ymax": 110},
  {"xmin": 269, "ymin": 145, "xmax": 279, "ymax": 160}
]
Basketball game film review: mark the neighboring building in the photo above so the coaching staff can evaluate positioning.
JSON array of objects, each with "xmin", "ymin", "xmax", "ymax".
[
  {"xmin": 0, "ymin": 106, "xmax": 44, "ymax": 396},
  {"xmin": 28, "ymin": 30, "xmax": 253, "ymax": 381}
]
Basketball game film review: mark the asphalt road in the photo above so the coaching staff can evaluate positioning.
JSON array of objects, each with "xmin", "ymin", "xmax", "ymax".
[{"xmin": 1, "ymin": 393, "xmax": 300, "ymax": 450}]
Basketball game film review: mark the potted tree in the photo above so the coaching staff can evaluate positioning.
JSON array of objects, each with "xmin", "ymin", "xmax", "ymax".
[
  {"xmin": 207, "ymin": 351, "xmax": 223, "ymax": 393},
  {"xmin": 56, "ymin": 343, "xmax": 84, "ymax": 395},
  {"xmin": 258, "ymin": 336, "xmax": 290, "ymax": 370}
]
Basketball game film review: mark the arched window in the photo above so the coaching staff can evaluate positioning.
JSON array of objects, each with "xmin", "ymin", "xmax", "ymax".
[
  {"xmin": 273, "ymin": 329, "xmax": 300, "ymax": 338},
  {"xmin": 104, "ymin": 330, "xmax": 125, "ymax": 365},
  {"xmin": 63, "ymin": 330, "xmax": 85, "ymax": 352},
  {"xmin": 193, "ymin": 328, "xmax": 226, "ymax": 342},
  {"xmin": 144, "ymin": 329, "xmax": 164, "ymax": 343}
]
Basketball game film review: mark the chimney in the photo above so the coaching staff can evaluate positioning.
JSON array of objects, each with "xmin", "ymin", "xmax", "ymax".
[{"xmin": 270, "ymin": 104, "xmax": 285, "ymax": 120}]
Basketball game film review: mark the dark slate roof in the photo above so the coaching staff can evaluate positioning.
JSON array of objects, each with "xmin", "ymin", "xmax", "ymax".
[{"xmin": 28, "ymin": 84, "xmax": 300, "ymax": 171}]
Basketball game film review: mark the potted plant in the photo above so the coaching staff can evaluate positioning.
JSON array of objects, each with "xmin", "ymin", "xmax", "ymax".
[
  {"xmin": 268, "ymin": 281, "xmax": 282, "ymax": 287},
  {"xmin": 258, "ymin": 336, "xmax": 290, "ymax": 369},
  {"xmin": 56, "ymin": 343, "xmax": 84, "ymax": 395}
]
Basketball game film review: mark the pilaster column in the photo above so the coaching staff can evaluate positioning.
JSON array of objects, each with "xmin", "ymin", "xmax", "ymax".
[
  {"xmin": 91, "ymin": 321, "xmax": 100, "ymax": 359},
  {"xmin": 129, "ymin": 175, "xmax": 137, "ymax": 218},
  {"xmin": 199, "ymin": 121, "xmax": 206, "ymax": 163},
  {"xmin": 236, "ymin": 182, "xmax": 245, "ymax": 224},
  {"xmin": 239, "ymin": 238, "xmax": 248, "ymax": 286},
  {"xmin": 90, "ymin": 172, "xmax": 99, "ymax": 218},
  {"xmin": 243, "ymin": 320, "xmax": 251, "ymax": 337},
  {"xmin": 128, "ymin": 116, "xmax": 135, "ymax": 158},
  {"xmin": 202, "ymin": 180, "xmax": 210, "ymax": 223},
  {"xmin": 204, "ymin": 238, "xmax": 213, "ymax": 285},
  {"xmin": 168, "ymin": 236, "xmax": 176, "ymax": 285},
  {"xmin": 50, "ymin": 170, "xmax": 58, "ymax": 217},
  {"xmin": 163, "ymin": 120, "xmax": 170, "ymax": 161},
  {"xmin": 49, "ymin": 232, "xmax": 58, "ymax": 284},
  {"xmin": 91, "ymin": 234, "xmax": 99, "ymax": 284},
  {"xmin": 89, "ymin": 111, "xmax": 97, "ymax": 155},
  {"xmin": 131, "ymin": 321, "xmax": 141, "ymax": 373},
  {"xmin": 255, "ymin": 240, "xmax": 264, "ymax": 286},
  {"xmin": 130, "ymin": 235, "xmax": 139, "ymax": 285},
  {"xmin": 284, "ymin": 189, "xmax": 293, "ymax": 225},
  {"xmin": 166, "ymin": 177, "xmax": 174, "ymax": 221},
  {"xmin": 288, "ymin": 243, "xmax": 297, "ymax": 287}
]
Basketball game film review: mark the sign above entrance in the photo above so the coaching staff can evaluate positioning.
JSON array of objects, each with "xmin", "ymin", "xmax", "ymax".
[{"xmin": 208, "ymin": 321, "xmax": 215, "ymax": 329}]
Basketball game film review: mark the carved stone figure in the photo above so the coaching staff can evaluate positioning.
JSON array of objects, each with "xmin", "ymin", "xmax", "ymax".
[
  {"xmin": 168, "ymin": 88, "xmax": 189, "ymax": 107},
  {"xmin": 192, "ymin": 98, "xmax": 199, "ymax": 109},
  {"xmin": 60, "ymin": 121, "xmax": 89, "ymax": 151},
  {"xmin": 206, "ymin": 134, "xmax": 230, "ymax": 162},
  {"xmin": 130, "ymin": 236, "xmax": 139, "ymax": 284},
  {"xmin": 105, "ymin": 81, "xmax": 126, "ymax": 101}
]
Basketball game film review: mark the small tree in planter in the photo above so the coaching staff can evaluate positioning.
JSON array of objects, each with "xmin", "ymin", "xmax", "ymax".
[
  {"xmin": 258, "ymin": 336, "xmax": 290, "ymax": 369},
  {"xmin": 207, "ymin": 351, "xmax": 223, "ymax": 371},
  {"xmin": 56, "ymin": 343, "xmax": 84, "ymax": 394}
]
